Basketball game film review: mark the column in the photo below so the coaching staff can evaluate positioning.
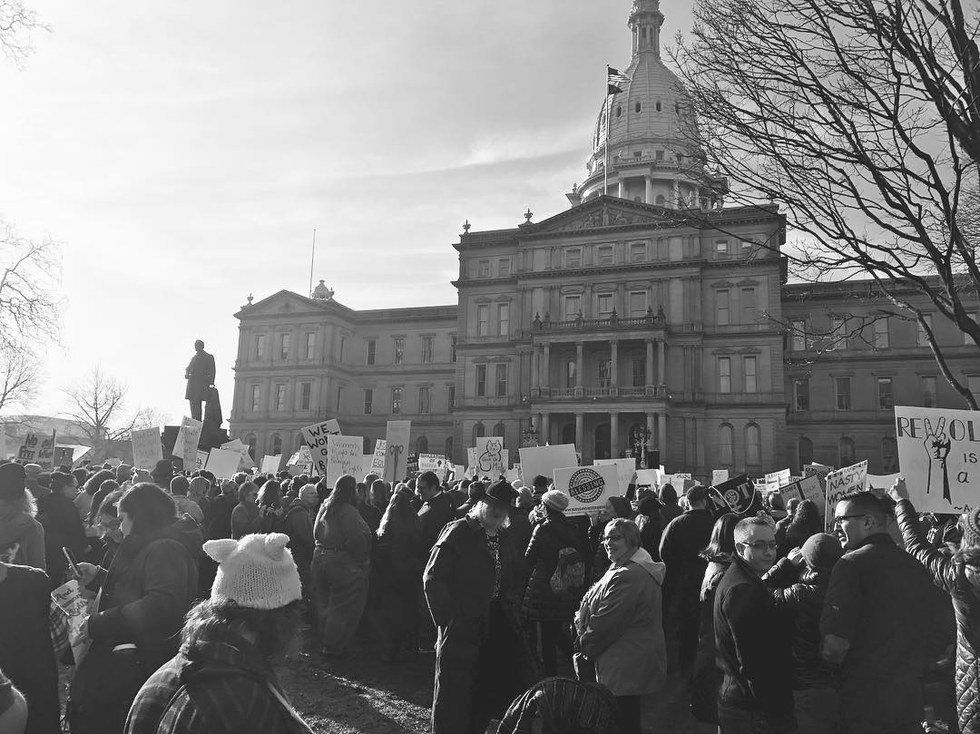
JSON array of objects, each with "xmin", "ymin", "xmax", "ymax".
[
  {"xmin": 617, "ymin": 178, "xmax": 626, "ymax": 199},
  {"xmin": 658, "ymin": 413, "xmax": 667, "ymax": 456},
  {"xmin": 531, "ymin": 346, "xmax": 540, "ymax": 391},
  {"xmin": 575, "ymin": 413, "xmax": 584, "ymax": 449},
  {"xmin": 575, "ymin": 342, "xmax": 584, "ymax": 390},
  {"xmin": 658, "ymin": 340, "xmax": 666, "ymax": 386},
  {"xmin": 541, "ymin": 412, "xmax": 551, "ymax": 445},
  {"xmin": 645, "ymin": 339, "xmax": 655, "ymax": 393},
  {"xmin": 610, "ymin": 412, "xmax": 619, "ymax": 458},
  {"xmin": 646, "ymin": 412, "xmax": 656, "ymax": 464},
  {"xmin": 645, "ymin": 175, "xmax": 654, "ymax": 204},
  {"xmin": 542, "ymin": 343, "xmax": 551, "ymax": 391},
  {"xmin": 610, "ymin": 340, "xmax": 618, "ymax": 389}
]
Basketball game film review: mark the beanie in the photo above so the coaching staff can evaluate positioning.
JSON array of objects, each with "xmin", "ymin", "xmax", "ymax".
[
  {"xmin": 801, "ymin": 533, "xmax": 843, "ymax": 571},
  {"xmin": 962, "ymin": 507, "xmax": 980, "ymax": 548},
  {"xmin": 542, "ymin": 489, "xmax": 570, "ymax": 513},
  {"xmin": 204, "ymin": 533, "xmax": 302, "ymax": 610}
]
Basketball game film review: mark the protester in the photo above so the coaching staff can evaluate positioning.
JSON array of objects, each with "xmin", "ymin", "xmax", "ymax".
[
  {"xmin": 68, "ymin": 483, "xmax": 202, "ymax": 734},
  {"xmin": 87, "ymin": 478, "xmax": 120, "ymax": 529},
  {"xmin": 417, "ymin": 471, "xmax": 454, "ymax": 549},
  {"xmin": 889, "ymin": 479, "xmax": 980, "ymax": 734},
  {"xmin": 150, "ymin": 460, "xmax": 175, "ymax": 491},
  {"xmin": 821, "ymin": 491, "xmax": 940, "ymax": 733},
  {"xmin": 773, "ymin": 497, "xmax": 799, "ymax": 556},
  {"xmin": 634, "ymin": 491, "xmax": 664, "ymax": 561},
  {"xmin": 356, "ymin": 482, "xmax": 382, "ymax": 533},
  {"xmin": 424, "ymin": 479, "xmax": 530, "ymax": 734},
  {"xmin": 282, "ymin": 483, "xmax": 318, "ymax": 602},
  {"xmin": 375, "ymin": 490, "xmax": 423, "ymax": 662},
  {"xmin": 764, "ymin": 532, "xmax": 844, "ymax": 733},
  {"xmin": 658, "ymin": 483, "xmax": 714, "ymax": 673},
  {"xmin": 256, "ymin": 479, "xmax": 284, "ymax": 533},
  {"xmin": 36, "ymin": 470, "xmax": 87, "ymax": 588},
  {"xmin": 0, "ymin": 464, "xmax": 45, "ymax": 571},
  {"xmin": 206, "ymin": 480, "xmax": 238, "ymax": 540},
  {"xmin": 714, "ymin": 516, "xmax": 795, "ymax": 733},
  {"xmin": 124, "ymin": 533, "xmax": 312, "ymax": 734},
  {"xmin": 495, "ymin": 676, "xmax": 621, "ymax": 734},
  {"xmin": 522, "ymin": 490, "xmax": 587, "ymax": 676},
  {"xmin": 455, "ymin": 481, "xmax": 485, "ymax": 519},
  {"xmin": 187, "ymin": 476, "xmax": 211, "ymax": 523},
  {"xmin": 508, "ymin": 487, "xmax": 534, "ymax": 556},
  {"xmin": 23, "ymin": 466, "xmax": 41, "ymax": 499},
  {"xmin": 574, "ymin": 518, "xmax": 666, "ymax": 734},
  {"xmin": 75, "ymin": 469, "xmax": 114, "ymax": 527},
  {"xmin": 588, "ymin": 496, "xmax": 632, "ymax": 581},
  {"xmin": 658, "ymin": 484, "xmax": 683, "ymax": 525},
  {"xmin": 231, "ymin": 481, "xmax": 262, "ymax": 540},
  {"xmin": 169, "ymin": 476, "xmax": 204, "ymax": 525},
  {"xmin": 783, "ymin": 499, "xmax": 823, "ymax": 555},
  {"xmin": 0, "ymin": 666, "xmax": 28, "ymax": 734},
  {"xmin": 311, "ymin": 475, "xmax": 372, "ymax": 659}
]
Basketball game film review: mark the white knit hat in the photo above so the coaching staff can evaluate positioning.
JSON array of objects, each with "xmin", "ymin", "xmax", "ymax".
[{"xmin": 204, "ymin": 533, "xmax": 302, "ymax": 610}]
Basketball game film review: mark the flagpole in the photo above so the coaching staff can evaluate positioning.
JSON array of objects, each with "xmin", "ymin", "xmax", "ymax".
[{"xmin": 604, "ymin": 92, "xmax": 611, "ymax": 196}]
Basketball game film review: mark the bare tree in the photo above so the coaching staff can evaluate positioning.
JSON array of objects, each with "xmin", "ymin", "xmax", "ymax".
[
  {"xmin": 0, "ymin": 219, "xmax": 60, "ymax": 350},
  {"xmin": 62, "ymin": 369, "xmax": 156, "ymax": 451},
  {"xmin": 0, "ymin": 0, "xmax": 46, "ymax": 68},
  {"xmin": 672, "ymin": 0, "xmax": 980, "ymax": 407},
  {"xmin": 0, "ymin": 344, "xmax": 39, "ymax": 412}
]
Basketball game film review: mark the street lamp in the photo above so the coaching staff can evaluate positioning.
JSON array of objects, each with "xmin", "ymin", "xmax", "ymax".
[
  {"xmin": 521, "ymin": 421, "xmax": 539, "ymax": 448},
  {"xmin": 629, "ymin": 424, "xmax": 652, "ymax": 469}
]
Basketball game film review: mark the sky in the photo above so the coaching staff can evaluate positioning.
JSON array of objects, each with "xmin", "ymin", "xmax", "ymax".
[{"xmin": 0, "ymin": 0, "xmax": 696, "ymax": 427}]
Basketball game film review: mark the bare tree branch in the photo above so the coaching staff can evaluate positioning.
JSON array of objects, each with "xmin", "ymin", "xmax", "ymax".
[
  {"xmin": 0, "ymin": 0, "xmax": 48, "ymax": 68},
  {"xmin": 0, "ymin": 219, "xmax": 61, "ymax": 350},
  {"xmin": 0, "ymin": 343, "xmax": 38, "ymax": 413},
  {"xmin": 62, "ymin": 368, "xmax": 161, "ymax": 452}
]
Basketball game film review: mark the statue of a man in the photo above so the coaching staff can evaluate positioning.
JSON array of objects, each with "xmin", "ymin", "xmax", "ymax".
[{"xmin": 185, "ymin": 339, "xmax": 216, "ymax": 421}]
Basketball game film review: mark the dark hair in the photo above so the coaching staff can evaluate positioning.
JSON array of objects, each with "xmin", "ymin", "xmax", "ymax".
[
  {"xmin": 378, "ymin": 490, "xmax": 418, "ymax": 538},
  {"xmin": 237, "ymin": 482, "xmax": 258, "ymax": 505},
  {"xmin": 95, "ymin": 488, "xmax": 125, "ymax": 519},
  {"xmin": 532, "ymin": 475, "xmax": 550, "ymax": 490},
  {"xmin": 118, "ymin": 483, "xmax": 176, "ymax": 536},
  {"xmin": 84, "ymin": 469, "xmax": 115, "ymax": 497},
  {"xmin": 87, "ymin": 480, "xmax": 120, "ymax": 525},
  {"xmin": 257, "ymin": 480, "xmax": 281, "ymax": 510},
  {"xmin": 837, "ymin": 491, "xmax": 890, "ymax": 522},
  {"xmin": 369, "ymin": 479, "xmax": 390, "ymax": 510},
  {"xmin": 170, "ymin": 476, "xmax": 190, "ymax": 496},
  {"xmin": 686, "ymin": 485, "xmax": 708, "ymax": 505},
  {"xmin": 72, "ymin": 468, "xmax": 89, "ymax": 488},
  {"xmin": 417, "ymin": 471, "xmax": 440, "ymax": 490},
  {"xmin": 468, "ymin": 481, "xmax": 486, "ymax": 501},
  {"xmin": 182, "ymin": 598, "xmax": 300, "ymax": 659},
  {"xmin": 50, "ymin": 472, "xmax": 73, "ymax": 493},
  {"xmin": 323, "ymin": 475, "xmax": 357, "ymax": 516},
  {"xmin": 659, "ymin": 484, "xmax": 678, "ymax": 504},
  {"xmin": 702, "ymin": 513, "xmax": 739, "ymax": 558},
  {"xmin": 785, "ymin": 499, "xmax": 823, "ymax": 547}
]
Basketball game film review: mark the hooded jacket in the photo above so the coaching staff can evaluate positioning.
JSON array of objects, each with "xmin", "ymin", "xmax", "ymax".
[
  {"xmin": 0, "ymin": 504, "xmax": 45, "ymax": 570},
  {"xmin": 575, "ymin": 547, "xmax": 667, "ymax": 696}
]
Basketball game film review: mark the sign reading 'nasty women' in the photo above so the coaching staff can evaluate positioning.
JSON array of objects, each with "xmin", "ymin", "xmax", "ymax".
[{"xmin": 823, "ymin": 460, "xmax": 868, "ymax": 531}]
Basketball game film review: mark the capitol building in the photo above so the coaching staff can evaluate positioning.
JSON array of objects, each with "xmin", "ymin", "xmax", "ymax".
[{"xmin": 228, "ymin": 0, "xmax": 979, "ymax": 481}]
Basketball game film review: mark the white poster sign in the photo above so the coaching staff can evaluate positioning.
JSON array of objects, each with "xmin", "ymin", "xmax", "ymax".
[
  {"xmin": 765, "ymin": 468, "xmax": 792, "ymax": 490},
  {"xmin": 206, "ymin": 448, "xmax": 243, "ymax": 479},
  {"xmin": 131, "ymin": 427, "xmax": 163, "ymax": 470},
  {"xmin": 370, "ymin": 440, "xmax": 387, "ymax": 475},
  {"xmin": 326, "ymin": 435, "xmax": 363, "ymax": 487},
  {"xmin": 778, "ymin": 474, "xmax": 825, "ymax": 514},
  {"xmin": 519, "ymin": 444, "xmax": 578, "ymax": 489},
  {"xmin": 711, "ymin": 469, "xmax": 730, "ymax": 486},
  {"xmin": 51, "ymin": 580, "xmax": 91, "ymax": 664},
  {"xmin": 383, "ymin": 420, "xmax": 411, "ymax": 484},
  {"xmin": 895, "ymin": 405, "xmax": 980, "ymax": 513},
  {"xmin": 261, "ymin": 454, "xmax": 282, "ymax": 474},
  {"xmin": 419, "ymin": 453, "xmax": 449, "ymax": 480},
  {"xmin": 301, "ymin": 420, "xmax": 341, "ymax": 476},
  {"xmin": 867, "ymin": 472, "xmax": 901, "ymax": 498},
  {"xmin": 594, "ymin": 458, "xmax": 637, "ymax": 494},
  {"xmin": 824, "ymin": 459, "xmax": 868, "ymax": 530},
  {"xmin": 635, "ymin": 468, "xmax": 664, "ymax": 487},
  {"xmin": 553, "ymin": 464, "xmax": 621, "ymax": 516},
  {"xmin": 475, "ymin": 437, "xmax": 506, "ymax": 476},
  {"xmin": 172, "ymin": 417, "xmax": 204, "ymax": 462}
]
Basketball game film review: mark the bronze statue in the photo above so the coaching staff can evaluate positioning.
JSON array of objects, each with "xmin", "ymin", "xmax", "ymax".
[{"xmin": 184, "ymin": 339, "xmax": 216, "ymax": 421}]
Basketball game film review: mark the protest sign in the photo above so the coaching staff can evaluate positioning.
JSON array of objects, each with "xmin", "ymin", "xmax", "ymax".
[
  {"xmin": 383, "ymin": 420, "xmax": 411, "ymax": 484},
  {"xmin": 17, "ymin": 432, "xmax": 39, "ymax": 463},
  {"xmin": 674, "ymin": 472, "xmax": 692, "ymax": 480},
  {"xmin": 594, "ymin": 458, "xmax": 636, "ymax": 494},
  {"xmin": 326, "ymin": 435, "xmax": 363, "ymax": 486},
  {"xmin": 670, "ymin": 475, "xmax": 692, "ymax": 495},
  {"xmin": 301, "ymin": 420, "xmax": 341, "ymax": 476},
  {"xmin": 261, "ymin": 454, "xmax": 282, "ymax": 474},
  {"xmin": 194, "ymin": 450, "xmax": 208, "ymax": 472},
  {"xmin": 804, "ymin": 463, "xmax": 832, "ymax": 481},
  {"xmin": 824, "ymin": 460, "xmax": 868, "ymax": 530},
  {"xmin": 475, "ymin": 437, "xmax": 506, "ymax": 476},
  {"xmin": 710, "ymin": 474, "xmax": 758, "ymax": 515},
  {"xmin": 519, "ymin": 444, "xmax": 577, "ymax": 488},
  {"xmin": 36, "ymin": 431, "xmax": 56, "ymax": 470},
  {"xmin": 765, "ymin": 468, "xmax": 791, "ymax": 491},
  {"xmin": 51, "ymin": 580, "xmax": 91, "ymax": 665},
  {"xmin": 866, "ymin": 472, "xmax": 901, "ymax": 498},
  {"xmin": 452, "ymin": 464, "xmax": 466, "ymax": 480},
  {"xmin": 53, "ymin": 446, "xmax": 74, "ymax": 468},
  {"xmin": 634, "ymin": 468, "xmax": 664, "ymax": 487},
  {"xmin": 131, "ymin": 427, "xmax": 163, "ymax": 470},
  {"xmin": 711, "ymin": 469, "xmax": 730, "ymax": 486},
  {"xmin": 553, "ymin": 464, "xmax": 620, "ymax": 516},
  {"xmin": 370, "ymin": 440, "xmax": 387, "ymax": 475},
  {"xmin": 505, "ymin": 466, "xmax": 521, "ymax": 483},
  {"xmin": 894, "ymin": 405, "xmax": 980, "ymax": 513},
  {"xmin": 206, "ymin": 448, "xmax": 243, "ymax": 479},
  {"xmin": 172, "ymin": 417, "xmax": 204, "ymax": 462},
  {"xmin": 778, "ymin": 474, "xmax": 825, "ymax": 514},
  {"xmin": 419, "ymin": 454, "xmax": 449, "ymax": 480}
]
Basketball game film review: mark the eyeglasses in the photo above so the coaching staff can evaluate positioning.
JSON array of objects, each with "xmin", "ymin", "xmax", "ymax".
[
  {"xmin": 745, "ymin": 540, "xmax": 778, "ymax": 552},
  {"xmin": 833, "ymin": 513, "xmax": 867, "ymax": 526},
  {"xmin": 603, "ymin": 534, "xmax": 624, "ymax": 543}
]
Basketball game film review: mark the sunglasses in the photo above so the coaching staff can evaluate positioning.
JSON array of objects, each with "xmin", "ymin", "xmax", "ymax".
[{"xmin": 744, "ymin": 540, "xmax": 778, "ymax": 552}]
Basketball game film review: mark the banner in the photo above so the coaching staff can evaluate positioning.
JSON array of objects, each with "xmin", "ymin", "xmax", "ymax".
[
  {"xmin": 261, "ymin": 454, "xmax": 282, "ymax": 474},
  {"xmin": 326, "ymin": 435, "xmax": 363, "ymax": 487},
  {"xmin": 173, "ymin": 417, "xmax": 204, "ymax": 462},
  {"xmin": 824, "ymin": 460, "xmax": 868, "ymax": 530},
  {"xmin": 131, "ymin": 427, "xmax": 163, "ymax": 470},
  {"xmin": 778, "ymin": 474, "xmax": 824, "ymax": 514},
  {"xmin": 301, "ymin": 420, "xmax": 341, "ymax": 476},
  {"xmin": 594, "ymin": 458, "xmax": 636, "ymax": 494},
  {"xmin": 383, "ymin": 420, "xmax": 411, "ymax": 485},
  {"xmin": 710, "ymin": 473, "xmax": 758, "ymax": 515},
  {"xmin": 206, "ymin": 448, "xmax": 243, "ymax": 479},
  {"xmin": 475, "ymin": 437, "xmax": 506, "ymax": 476},
  {"xmin": 895, "ymin": 405, "xmax": 980, "ymax": 513},
  {"xmin": 370, "ymin": 440, "xmax": 387, "ymax": 475},
  {"xmin": 711, "ymin": 469, "xmax": 730, "ymax": 486},
  {"xmin": 519, "ymin": 444, "xmax": 577, "ymax": 489},
  {"xmin": 553, "ymin": 464, "xmax": 621, "ymax": 516}
]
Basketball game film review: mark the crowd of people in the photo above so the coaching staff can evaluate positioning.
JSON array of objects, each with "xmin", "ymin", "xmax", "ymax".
[{"xmin": 0, "ymin": 451, "xmax": 978, "ymax": 734}]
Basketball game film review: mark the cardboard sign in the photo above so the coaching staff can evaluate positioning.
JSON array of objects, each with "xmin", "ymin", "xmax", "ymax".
[
  {"xmin": 778, "ymin": 474, "xmax": 825, "ymax": 514},
  {"xmin": 475, "ymin": 437, "xmax": 506, "ymax": 476},
  {"xmin": 594, "ymin": 458, "xmax": 636, "ymax": 494},
  {"xmin": 51, "ymin": 580, "xmax": 91, "ymax": 665},
  {"xmin": 710, "ymin": 473, "xmax": 758, "ymax": 515},
  {"xmin": 326, "ymin": 435, "xmax": 363, "ymax": 486},
  {"xmin": 261, "ymin": 454, "xmax": 282, "ymax": 474},
  {"xmin": 370, "ymin": 440, "xmax": 387, "ymax": 475},
  {"xmin": 383, "ymin": 420, "xmax": 411, "ymax": 484},
  {"xmin": 804, "ymin": 463, "xmax": 832, "ymax": 481},
  {"xmin": 519, "ymin": 444, "xmax": 577, "ymax": 489},
  {"xmin": 895, "ymin": 405, "xmax": 980, "ymax": 513},
  {"xmin": 711, "ymin": 469, "xmax": 730, "ymax": 486},
  {"xmin": 206, "ymin": 448, "xmax": 243, "ymax": 479},
  {"xmin": 17, "ymin": 432, "xmax": 39, "ymax": 463},
  {"xmin": 173, "ymin": 417, "xmax": 204, "ymax": 461},
  {"xmin": 824, "ymin": 460, "xmax": 868, "ymax": 530},
  {"xmin": 552, "ymin": 464, "xmax": 621, "ymax": 516},
  {"xmin": 131, "ymin": 427, "xmax": 163, "ymax": 470},
  {"xmin": 301, "ymin": 420, "xmax": 341, "ymax": 476}
]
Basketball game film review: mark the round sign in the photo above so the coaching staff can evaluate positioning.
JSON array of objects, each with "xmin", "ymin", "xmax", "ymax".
[
  {"xmin": 724, "ymin": 489, "xmax": 740, "ymax": 507},
  {"xmin": 568, "ymin": 467, "xmax": 606, "ymax": 504}
]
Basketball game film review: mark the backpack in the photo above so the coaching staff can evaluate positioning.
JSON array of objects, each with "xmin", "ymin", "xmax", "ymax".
[{"xmin": 550, "ymin": 546, "xmax": 586, "ymax": 598}]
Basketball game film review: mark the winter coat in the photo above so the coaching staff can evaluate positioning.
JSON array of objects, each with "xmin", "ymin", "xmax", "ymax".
[
  {"xmin": 357, "ymin": 503, "xmax": 382, "ymax": 534},
  {"xmin": 87, "ymin": 518, "xmax": 203, "ymax": 674},
  {"xmin": 172, "ymin": 496, "xmax": 204, "ymax": 526},
  {"xmin": 762, "ymin": 557, "xmax": 838, "ymax": 690},
  {"xmin": 690, "ymin": 553, "xmax": 732, "ymax": 724},
  {"xmin": 376, "ymin": 520, "xmax": 423, "ymax": 592},
  {"xmin": 417, "ymin": 492, "xmax": 455, "ymax": 558},
  {"xmin": 206, "ymin": 493, "xmax": 236, "ymax": 540},
  {"xmin": 659, "ymin": 508, "xmax": 714, "ymax": 595},
  {"xmin": 0, "ymin": 506, "xmax": 45, "ymax": 570},
  {"xmin": 522, "ymin": 513, "xmax": 588, "ymax": 621},
  {"xmin": 635, "ymin": 511, "xmax": 663, "ymax": 562},
  {"xmin": 896, "ymin": 498, "xmax": 980, "ymax": 734},
  {"xmin": 184, "ymin": 350, "xmax": 216, "ymax": 402},
  {"xmin": 575, "ymin": 547, "xmax": 667, "ymax": 697},
  {"xmin": 714, "ymin": 555, "xmax": 795, "ymax": 725},
  {"xmin": 507, "ymin": 507, "xmax": 533, "ymax": 557},
  {"xmin": 125, "ymin": 622, "xmax": 311, "ymax": 734},
  {"xmin": 230, "ymin": 502, "xmax": 261, "ymax": 540},
  {"xmin": 36, "ymin": 492, "xmax": 87, "ymax": 586},
  {"xmin": 282, "ymin": 499, "xmax": 314, "ymax": 573},
  {"xmin": 314, "ymin": 503, "xmax": 372, "ymax": 564}
]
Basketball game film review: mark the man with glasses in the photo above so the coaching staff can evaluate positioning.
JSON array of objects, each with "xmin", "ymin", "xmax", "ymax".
[
  {"xmin": 820, "ymin": 491, "xmax": 939, "ymax": 733},
  {"xmin": 714, "ymin": 516, "xmax": 795, "ymax": 733}
]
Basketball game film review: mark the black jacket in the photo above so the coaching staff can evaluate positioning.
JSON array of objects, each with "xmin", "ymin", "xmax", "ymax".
[
  {"xmin": 417, "ymin": 492, "xmax": 455, "ymax": 559},
  {"xmin": 522, "ymin": 513, "xmax": 587, "ymax": 621},
  {"xmin": 36, "ymin": 492, "xmax": 88, "ymax": 587},
  {"xmin": 659, "ymin": 509, "xmax": 714, "ymax": 592},
  {"xmin": 714, "ymin": 556, "xmax": 795, "ymax": 725}
]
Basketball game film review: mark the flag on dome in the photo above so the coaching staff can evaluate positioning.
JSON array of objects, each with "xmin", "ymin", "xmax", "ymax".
[{"xmin": 607, "ymin": 66, "xmax": 631, "ymax": 95}]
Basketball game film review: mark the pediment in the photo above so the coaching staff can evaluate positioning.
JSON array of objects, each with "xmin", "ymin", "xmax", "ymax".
[
  {"xmin": 237, "ymin": 290, "xmax": 331, "ymax": 319},
  {"xmin": 527, "ymin": 196, "xmax": 679, "ymax": 236}
]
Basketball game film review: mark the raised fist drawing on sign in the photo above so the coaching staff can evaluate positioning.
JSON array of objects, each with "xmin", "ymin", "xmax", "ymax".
[{"xmin": 923, "ymin": 417, "xmax": 952, "ymax": 503}]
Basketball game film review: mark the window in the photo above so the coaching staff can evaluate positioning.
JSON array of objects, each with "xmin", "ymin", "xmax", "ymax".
[
  {"xmin": 271, "ymin": 434, "xmax": 282, "ymax": 455},
  {"xmin": 565, "ymin": 360, "xmax": 577, "ymax": 388},
  {"xmin": 616, "ymin": 106, "xmax": 622, "ymax": 118},
  {"xmin": 450, "ymin": 335, "xmax": 457, "ymax": 363},
  {"xmin": 565, "ymin": 248, "xmax": 582, "ymax": 268},
  {"xmin": 715, "ymin": 239, "xmax": 729, "ymax": 255},
  {"xmin": 719, "ymin": 424, "xmax": 733, "ymax": 465},
  {"xmin": 250, "ymin": 385, "xmax": 261, "ymax": 412},
  {"xmin": 598, "ymin": 359, "xmax": 612, "ymax": 388},
  {"xmin": 275, "ymin": 384, "xmax": 287, "ymax": 412},
  {"xmin": 391, "ymin": 387, "xmax": 402, "ymax": 414},
  {"xmin": 300, "ymin": 382, "xmax": 311, "ymax": 411},
  {"xmin": 477, "ymin": 305, "xmax": 489, "ymax": 336},
  {"xmin": 877, "ymin": 377, "xmax": 894, "ymax": 410},
  {"xmin": 655, "ymin": 195, "xmax": 665, "ymax": 206},
  {"xmin": 338, "ymin": 337, "xmax": 345, "ymax": 363},
  {"xmin": 305, "ymin": 332, "xmax": 315, "ymax": 360},
  {"xmin": 478, "ymin": 259, "xmax": 490, "ymax": 278},
  {"xmin": 746, "ymin": 424, "xmax": 761, "ymax": 465},
  {"xmin": 635, "ymin": 101, "xmax": 641, "ymax": 113},
  {"xmin": 741, "ymin": 288, "xmax": 757, "ymax": 324},
  {"xmin": 921, "ymin": 375, "xmax": 938, "ymax": 407},
  {"xmin": 596, "ymin": 293, "xmax": 614, "ymax": 317},
  {"xmin": 498, "ymin": 258, "xmax": 511, "ymax": 277},
  {"xmin": 497, "ymin": 304, "xmax": 510, "ymax": 336},
  {"xmin": 476, "ymin": 364, "xmax": 487, "ymax": 397},
  {"xmin": 717, "ymin": 290, "xmax": 730, "ymax": 326},
  {"xmin": 917, "ymin": 314, "xmax": 933, "ymax": 347},
  {"xmin": 493, "ymin": 422, "xmax": 506, "ymax": 437},
  {"xmin": 393, "ymin": 336, "xmax": 405, "ymax": 364},
  {"xmin": 741, "ymin": 238, "xmax": 755, "ymax": 253},
  {"xmin": 794, "ymin": 379, "xmax": 810, "ymax": 411},
  {"xmin": 473, "ymin": 423, "xmax": 486, "ymax": 443},
  {"xmin": 874, "ymin": 317, "xmax": 890, "ymax": 348},
  {"xmin": 829, "ymin": 317, "xmax": 847, "ymax": 350},
  {"xmin": 655, "ymin": 149, "xmax": 664, "ymax": 161},
  {"xmin": 630, "ymin": 243, "xmax": 646, "ymax": 263},
  {"xmin": 448, "ymin": 384, "xmax": 455, "ymax": 408},
  {"xmin": 655, "ymin": 100, "xmax": 662, "ymax": 111},
  {"xmin": 495, "ymin": 364, "xmax": 508, "ymax": 397},
  {"xmin": 791, "ymin": 320, "xmax": 808, "ymax": 351},
  {"xmin": 632, "ymin": 358, "xmax": 645, "ymax": 387},
  {"xmin": 633, "ymin": 151, "xmax": 642, "ymax": 159},
  {"xmin": 279, "ymin": 333, "xmax": 290, "ymax": 360},
  {"xmin": 597, "ymin": 246, "xmax": 614, "ymax": 265},
  {"xmin": 421, "ymin": 336, "xmax": 433, "ymax": 364},
  {"xmin": 882, "ymin": 437, "xmax": 898, "ymax": 473},
  {"xmin": 839, "ymin": 437, "xmax": 856, "ymax": 467},
  {"xmin": 798, "ymin": 437, "xmax": 814, "ymax": 471},
  {"xmin": 419, "ymin": 386, "xmax": 431, "ymax": 414},
  {"xmin": 629, "ymin": 291, "xmax": 647, "ymax": 316},
  {"xmin": 255, "ymin": 334, "xmax": 266, "ymax": 359},
  {"xmin": 744, "ymin": 356, "xmax": 757, "ymax": 393},
  {"xmin": 363, "ymin": 389, "xmax": 373, "ymax": 415},
  {"xmin": 366, "ymin": 339, "xmax": 376, "ymax": 365},
  {"xmin": 718, "ymin": 357, "xmax": 731, "ymax": 393},
  {"xmin": 563, "ymin": 295, "xmax": 581, "ymax": 319},
  {"xmin": 835, "ymin": 377, "xmax": 851, "ymax": 410}
]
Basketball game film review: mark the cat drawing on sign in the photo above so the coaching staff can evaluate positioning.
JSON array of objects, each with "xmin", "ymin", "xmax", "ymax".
[{"xmin": 478, "ymin": 439, "xmax": 502, "ymax": 473}]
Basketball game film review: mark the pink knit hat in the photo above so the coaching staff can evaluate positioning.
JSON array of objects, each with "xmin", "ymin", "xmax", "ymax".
[{"xmin": 204, "ymin": 533, "xmax": 302, "ymax": 610}]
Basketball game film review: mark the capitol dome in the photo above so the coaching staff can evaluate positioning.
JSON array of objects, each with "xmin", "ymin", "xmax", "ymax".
[{"xmin": 573, "ymin": 0, "xmax": 726, "ymax": 209}]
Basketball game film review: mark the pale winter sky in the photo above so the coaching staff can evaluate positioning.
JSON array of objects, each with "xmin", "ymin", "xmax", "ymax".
[{"xmin": 0, "ymin": 0, "xmax": 696, "ymax": 427}]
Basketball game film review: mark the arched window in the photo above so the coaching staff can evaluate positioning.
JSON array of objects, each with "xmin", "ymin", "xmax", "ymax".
[
  {"xmin": 445, "ymin": 436, "xmax": 454, "ymax": 461},
  {"xmin": 472, "ymin": 422, "xmax": 485, "ymax": 444},
  {"xmin": 271, "ymin": 433, "xmax": 283, "ymax": 455},
  {"xmin": 655, "ymin": 100, "xmax": 662, "ymax": 112},
  {"xmin": 838, "ymin": 436, "xmax": 855, "ymax": 467},
  {"xmin": 635, "ymin": 101, "xmax": 641, "ymax": 113},
  {"xmin": 616, "ymin": 106, "xmax": 622, "ymax": 117},
  {"xmin": 363, "ymin": 437, "xmax": 372, "ymax": 454},
  {"xmin": 245, "ymin": 433, "xmax": 257, "ymax": 460},
  {"xmin": 798, "ymin": 437, "xmax": 814, "ymax": 472},
  {"xmin": 655, "ymin": 194, "xmax": 665, "ymax": 207},
  {"xmin": 719, "ymin": 424, "xmax": 733, "ymax": 465},
  {"xmin": 565, "ymin": 359, "xmax": 577, "ymax": 388},
  {"xmin": 881, "ymin": 437, "xmax": 898, "ymax": 473},
  {"xmin": 417, "ymin": 435, "xmax": 428, "ymax": 454},
  {"xmin": 493, "ymin": 422, "xmax": 506, "ymax": 438},
  {"xmin": 745, "ymin": 424, "xmax": 761, "ymax": 465}
]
